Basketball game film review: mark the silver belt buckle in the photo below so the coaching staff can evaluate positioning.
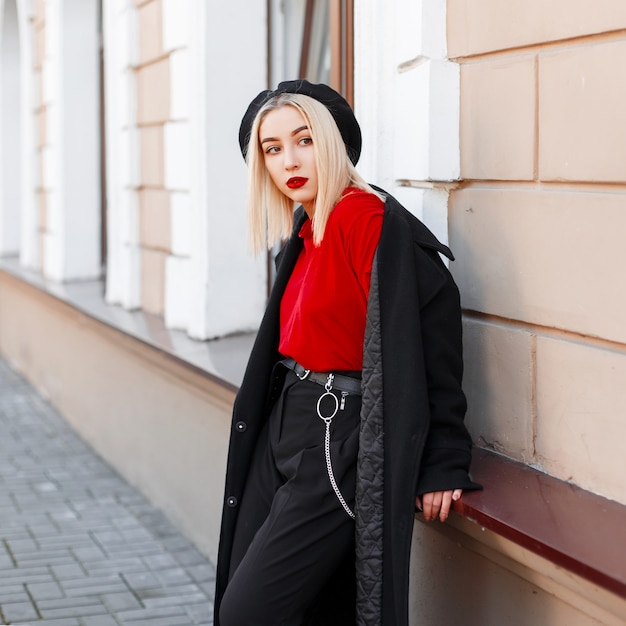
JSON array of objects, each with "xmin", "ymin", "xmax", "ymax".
[{"xmin": 296, "ymin": 366, "xmax": 311, "ymax": 380}]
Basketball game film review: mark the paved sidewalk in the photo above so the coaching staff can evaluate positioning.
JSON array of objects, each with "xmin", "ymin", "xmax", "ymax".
[{"xmin": 0, "ymin": 355, "xmax": 215, "ymax": 626}]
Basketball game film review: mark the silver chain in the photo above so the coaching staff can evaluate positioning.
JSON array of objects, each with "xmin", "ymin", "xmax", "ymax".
[{"xmin": 316, "ymin": 374, "xmax": 355, "ymax": 519}]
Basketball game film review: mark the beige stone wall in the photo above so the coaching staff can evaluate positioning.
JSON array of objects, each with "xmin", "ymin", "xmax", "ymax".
[
  {"xmin": 448, "ymin": 1, "xmax": 626, "ymax": 504},
  {"xmin": 136, "ymin": 0, "xmax": 171, "ymax": 314},
  {"xmin": 33, "ymin": 0, "xmax": 46, "ymax": 270}
]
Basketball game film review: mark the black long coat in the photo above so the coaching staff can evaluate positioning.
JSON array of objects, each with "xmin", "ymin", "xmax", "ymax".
[{"xmin": 214, "ymin": 190, "xmax": 479, "ymax": 625}]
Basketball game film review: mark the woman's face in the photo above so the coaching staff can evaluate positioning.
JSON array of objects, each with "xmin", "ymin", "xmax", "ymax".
[{"xmin": 259, "ymin": 105, "xmax": 318, "ymax": 216}]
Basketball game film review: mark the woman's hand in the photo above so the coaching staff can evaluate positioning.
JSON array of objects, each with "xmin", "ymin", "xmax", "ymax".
[{"xmin": 416, "ymin": 489, "xmax": 462, "ymax": 522}]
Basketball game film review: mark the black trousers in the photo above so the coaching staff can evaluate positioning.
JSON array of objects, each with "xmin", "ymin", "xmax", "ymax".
[{"xmin": 219, "ymin": 367, "xmax": 361, "ymax": 626}]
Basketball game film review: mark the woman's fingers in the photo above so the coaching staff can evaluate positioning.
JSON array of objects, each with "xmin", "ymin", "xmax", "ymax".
[{"xmin": 418, "ymin": 489, "xmax": 463, "ymax": 522}]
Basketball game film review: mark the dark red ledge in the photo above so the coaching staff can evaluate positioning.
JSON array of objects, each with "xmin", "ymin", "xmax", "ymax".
[{"xmin": 454, "ymin": 447, "xmax": 626, "ymax": 598}]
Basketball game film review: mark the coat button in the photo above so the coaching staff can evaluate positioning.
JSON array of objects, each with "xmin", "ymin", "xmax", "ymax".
[
  {"xmin": 235, "ymin": 421, "xmax": 247, "ymax": 432},
  {"xmin": 226, "ymin": 496, "xmax": 238, "ymax": 507}
]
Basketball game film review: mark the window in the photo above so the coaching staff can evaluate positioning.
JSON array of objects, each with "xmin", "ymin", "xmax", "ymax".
[{"xmin": 270, "ymin": 0, "xmax": 354, "ymax": 103}]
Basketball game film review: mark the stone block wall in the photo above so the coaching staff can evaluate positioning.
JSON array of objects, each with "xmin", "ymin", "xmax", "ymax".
[{"xmin": 448, "ymin": 0, "xmax": 626, "ymax": 504}]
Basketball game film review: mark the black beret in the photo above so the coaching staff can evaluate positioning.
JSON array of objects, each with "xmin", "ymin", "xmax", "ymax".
[{"xmin": 238, "ymin": 79, "xmax": 362, "ymax": 165}]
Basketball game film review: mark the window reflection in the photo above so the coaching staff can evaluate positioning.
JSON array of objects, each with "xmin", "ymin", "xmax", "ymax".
[
  {"xmin": 271, "ymin": 0, "xmax": 352, "ymax": 102},
  {"xmin": 300, "ymin": 0, "xmax": 331, "ymax": 85}
]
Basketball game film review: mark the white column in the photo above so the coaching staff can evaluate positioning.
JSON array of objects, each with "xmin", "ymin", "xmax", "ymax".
[
  {"xmin": 43, "ymin": 0, "xmax": 101, "ymax": 281},
  {"xmin": 354, "ymin": 0, "xmax": 460, "ymax": 246},
  {"xmin": 161, "ymin": 0, "xmax": 190, "ymax": 329},
  {"xmin": 16, "ymin": 0, "xmax": 38, "ymax": 268},
  {"xmin": 164, "ymin": 0, "xmax": 268, "ymax": 340},
  {"xmin": 103, "ymin": 0, "xmax": 141, "ymax": 308},
  {"xmin": 0, "ymin": 0, "xmax": 38, "ymax": 266},
  {"xmin": 0, "ymin": 0, "xmax": 22, "ymax": 255},
  {"xmin": 353, "ymin": 0, "xmax": 396, "ymax": 192}
]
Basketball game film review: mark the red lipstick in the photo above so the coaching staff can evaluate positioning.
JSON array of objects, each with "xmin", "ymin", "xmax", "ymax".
[{"xmin": 286, "ymin": 177, "xmax": 308, "ymax": 189}]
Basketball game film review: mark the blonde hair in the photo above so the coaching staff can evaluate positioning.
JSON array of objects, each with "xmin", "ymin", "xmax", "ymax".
[{"xmin": 245, "ymin": 93, "xmax": 383, "ymax": 254}]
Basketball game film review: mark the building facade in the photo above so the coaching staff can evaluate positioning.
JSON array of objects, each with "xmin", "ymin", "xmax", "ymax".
[{"xmin": 1, "ymin": 1, "xmax": 625, "ymax": 624}]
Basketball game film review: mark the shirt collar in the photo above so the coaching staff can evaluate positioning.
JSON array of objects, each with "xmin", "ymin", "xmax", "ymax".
[{"xmin": 298, "ymin": 218, "xmax": 313, "ymax": 240}]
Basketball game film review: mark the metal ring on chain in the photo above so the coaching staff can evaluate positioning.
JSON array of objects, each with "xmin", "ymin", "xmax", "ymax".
[
  {"xmin": 316, "ymin": 391, "xmax": 339, "ymax": 423},
  {"xmin": 315, "ymin": 376, "xmax": 355, "ymax": 520}
]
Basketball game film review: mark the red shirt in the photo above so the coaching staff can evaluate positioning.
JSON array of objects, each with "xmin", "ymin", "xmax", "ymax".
[{"xmin": 279, "ymin": 188, "xmax": 384, "ymax": 371}]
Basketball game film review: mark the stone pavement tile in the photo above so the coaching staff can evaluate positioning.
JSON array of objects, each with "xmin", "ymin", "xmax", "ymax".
[
  {"xmin": 185, "ymin": 563, "xmax": 215, "ymax": 584},
  {"xmin": 26, "ymin": 581, "xmax": 65, "ymax": 602},
  {"xmin": 140, "ymin": 552, "xmax": 178, "ymax": 571},
  {"xmin": 0, "ymin": 583, "xmax": 24, "ymax": 595},
  {"xmin": 120, "ymin": 570, "xmax": 161, "ymax": 591},
  {"xmin": 82, "ymin": 557, "xmax": 145, "ymax": 577},
  {"xmin": 80, "ymin": 616, "xmax": 121, "ymax": 626},
  {"xmin": 71, "ymin": 545, "xmax": 109, "ymax": 563},
  {"xmin": 63, "ymin": 580, "xmax": 129, "ymax": 598},
  {"xmin": 172, "ymin": 547, "xmax": 209, "ymax": 567},
  {"xmin": 50, "ymin": 563, "xmax": 86, "ymax": 580},
  {"xmin": 15, "ymin": 549, "xmax": 76, "ymax": 569},
  {"xmin": 153, "ymin": 566, "xmax": 193, "ymax": 586},
  {"xmin": 37, "ymin": 533, "xmax": 94, "ymax": 550},
  {"xmin": 115, "ymin": 605, "xmax": 190, "ymax": 624},
  {"xmin": 1, "ymin": 600, "xmax": 40, "ymax": 623},
  {"xmin": 100, "ymin": 591, "xmax": 142, "ymax": 612},
  {"xmin": 80, "ymin": 615, "xmax": 119, "ymax": 626},
  {"xmin": 185, "ymin": 601, "xmax": 213, "ymax": 623},
  {"xmin": 40, "ymin": 603, "xmax": 110, "ymax": 620},
  {"xmin": 140, "ymin": 585, "xmax": 206, "ymax": 610},
  {"xmin": 198, "ymin": 581, "xmax": 215, "ymax": 600},
  {"xmin": 0, "ymin": 565, "xmax": 54, "ymax": 586},
  {"xmin": 0, "ymin": 554, "xmax": 14, "ymax": 568},
  {"xmin": 12, "ymin": 618, "xmax": 81, "ymax": 626},
  {"xmin": 97, "ymin": 543, "xmax": 165, "ymax": 559},
  {"xmin": 5, "ymin": 537, "xmax": 39, "ymax": 554},
  {"xmin": 0, "ymin": 590, "xmax": 31, "ymax": 606},
  {"xmin": 27, "ymin": 521, "xmax": 66, "ymax": 538},
  {"xmin": 61, "ymin": 580, "xmax": 129, "ymax": 600}
]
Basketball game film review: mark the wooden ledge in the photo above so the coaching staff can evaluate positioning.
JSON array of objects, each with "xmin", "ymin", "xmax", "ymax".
[{"xmin": 454, "ymin": 447, "xmax": 626, "ymax": 598}]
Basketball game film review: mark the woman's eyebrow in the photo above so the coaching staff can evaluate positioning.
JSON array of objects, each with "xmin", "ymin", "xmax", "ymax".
[
  {"xmin": 291, "ymin": 125, "xmax": 309, "ymax": 136},
  {"xmin": 260, "ymin": 125, "xmax": 309, "ymax": 146}
]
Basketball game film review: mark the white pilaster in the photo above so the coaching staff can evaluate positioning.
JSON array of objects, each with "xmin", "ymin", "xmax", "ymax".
[
  {"xmin": 164, "ymin": 121, "xmax": 190, "ymax": 191},
  {"xmin": 0, "ymin": 0, "xmax": 25, "ymax": 255},
  {"xmin": 43, "ymin": 0, "xmax": 101, "ymax": 281},
  {"xmin": 162, "ymin": 0, "xmax": 188, "ymax": 53},
  {"xmin": 164, "ymin": 0, "xmax": 267, "ymax": 340},
  {"xmin": 353, "ymin": 0, "xmax": 396, "ymax": 191},
  {"xmin": 16, "ymin": 0, "xmax": 38, "ymax": 268},
  {"xmin": 169, "ymin": 48, "xmax": 189, "ymax": 120},
  {"xmin": 161, "ymin": 0, "xmax": 191, "ymax": 331},
  {"xmin": 355, "ymin": 0, "xmax": 460, "ymax": 247},
  {"xmin": 104, "ymin": 0, "xmax": 141, "ymax": 308},
  {"xmin": 394, "ymin": 60, "xmax": 460, "ymax": 182}
]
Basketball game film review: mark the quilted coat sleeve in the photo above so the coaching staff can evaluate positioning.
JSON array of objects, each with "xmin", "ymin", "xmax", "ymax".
[{"xmin": 415, "ymin": 249, "xmax": 481, "ymax": 496}]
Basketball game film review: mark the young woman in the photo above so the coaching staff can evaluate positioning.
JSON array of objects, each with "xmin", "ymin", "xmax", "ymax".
[{"xmin": 215, "ymin": 80, "xmax": 479, "ymax": 626}]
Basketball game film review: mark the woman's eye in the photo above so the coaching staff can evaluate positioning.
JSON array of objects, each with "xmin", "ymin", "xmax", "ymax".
[
  {"xmin": 299, "ymin": 137, "xmax": 313, "ymax": 146},
  {"xmin": 265, "ymin": 146, "xmax": 280, "ymax": 154}
]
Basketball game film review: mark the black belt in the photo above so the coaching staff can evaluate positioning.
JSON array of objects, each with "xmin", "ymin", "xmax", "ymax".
[{"xmin": 280, "ymin": 358, "xmax": 362, "ymax": 396}]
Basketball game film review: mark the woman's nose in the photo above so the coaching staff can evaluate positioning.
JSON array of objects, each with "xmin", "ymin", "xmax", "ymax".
[{"xmin": 283, "ymin": 147, "xmax": 299, "ymax": 170}]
